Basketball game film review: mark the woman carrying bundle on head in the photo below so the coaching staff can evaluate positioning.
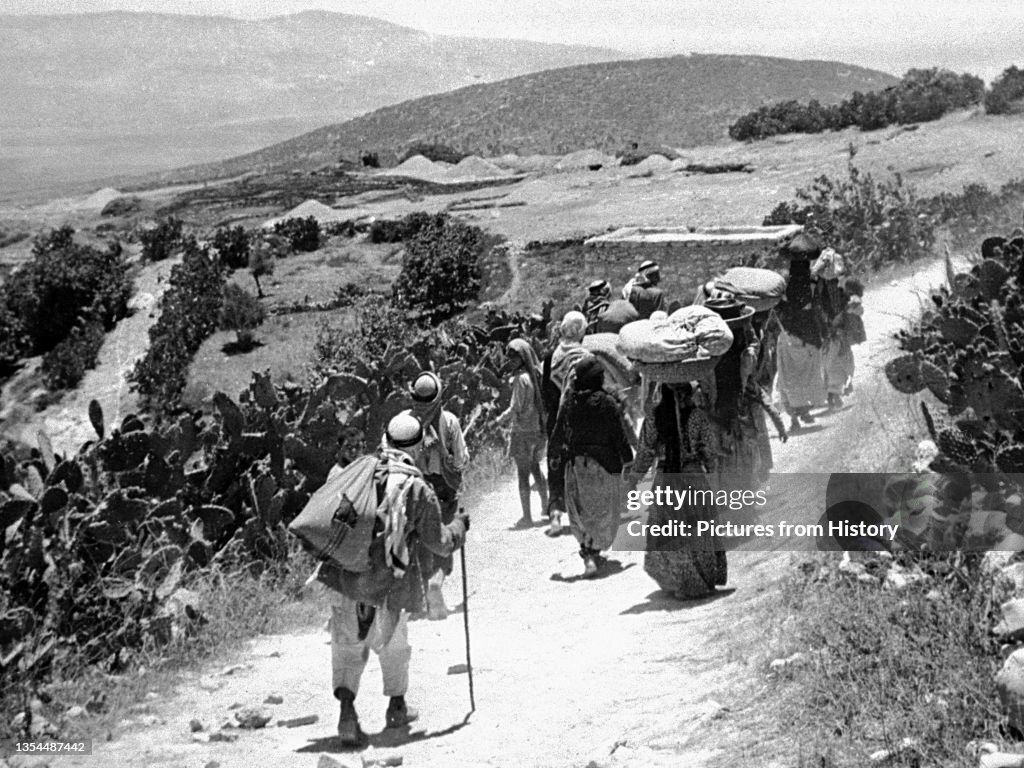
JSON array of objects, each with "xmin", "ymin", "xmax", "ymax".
[
  {"xmin": 628, "ymin": 381, "xmax": 728, "ymax": 599},
  {"xmin": 496, "ymin": 338, "xmax": 549, "ymax": 529},
  {"xmin": 549, "ymin": 357, "xmax": 634, "ymax": 578},
  {"xmin": 776, "ymin": 233, "xmax": 828, "ymax": 432}
]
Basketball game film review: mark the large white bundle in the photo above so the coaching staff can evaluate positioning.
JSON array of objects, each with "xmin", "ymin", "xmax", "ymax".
[
  {"xmin": 617, "ymin": 305, "xmax": 733, "ymax": 364},
  {"xmin": 708, "ymin": 267, "xmax": 786, "ymax": 312}
]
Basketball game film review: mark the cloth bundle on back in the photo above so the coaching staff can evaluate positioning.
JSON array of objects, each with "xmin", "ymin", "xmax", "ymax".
[{"xmin": 292, "ymin": 412, "xmax": 469, "ymax": 747}]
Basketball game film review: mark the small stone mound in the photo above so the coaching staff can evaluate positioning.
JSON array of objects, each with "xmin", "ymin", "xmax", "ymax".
[
  {"xmin": 263, "ymin": 199, "xmax": 350, "ymax": 229},
  {"xmin": 630, "ymin": 154, "xmax": 673, "ymax": 174},
  {"xmin": 379, "ymin": 154, "xmax": 449, "ymax": 182},
  {"xmin": 84, "ymin": 187, "xmax": 122, "ymax": 208},
  {"xmin": 555, "ymin": 149, "xmax": 616, "ymax": 170},
  {"xmin": 445, "ymin": 155, "xmax": 509, "ymax": 180}
]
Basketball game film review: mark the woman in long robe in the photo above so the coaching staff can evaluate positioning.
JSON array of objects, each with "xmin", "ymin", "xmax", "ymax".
[
  {"xmin": 549, "ymin": 357, "xmax": 634, "ymax": 578},
  {"xmin": 544, "ymin": 311, "xmax": 594, "ymax": 536},
  {"xmin": 630, "ymin": 382, "xmax": 727, "ymax": 599},
  {"xmin": 776, "ymin": 235, "xmax": 828, "ymax": 431}
]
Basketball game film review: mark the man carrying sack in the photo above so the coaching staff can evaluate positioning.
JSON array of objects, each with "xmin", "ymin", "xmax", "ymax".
[{"xmin": 295, "ymin": 412, "xmax": 470, "ymax": 746}]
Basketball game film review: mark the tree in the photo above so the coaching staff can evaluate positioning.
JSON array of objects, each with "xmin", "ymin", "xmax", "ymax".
[
  {"xmin": 218, "ymin": 283, "xmax": 266, "ymax": 351},
  {"xmin": 211, "ymin": 225, "xmax": 251, "ymax": 270},
  {"xmin": 391, "ymin": 213, "xmax": 485, "ymax": 325},
  {"xmin": 139, "ymin": 217, "xmax": 183, "ymax": 262},
  {"xmin": 247, "ymin": 235, "xmax": 282, "ymax": 298}
]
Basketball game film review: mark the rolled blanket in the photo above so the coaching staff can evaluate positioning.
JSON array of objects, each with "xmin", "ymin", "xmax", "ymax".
[
  {"xmin": 703, "ymin": 267, "xmax": 786, "ymax": 312},
  {"xmin": 617, "ymin": 305, "xmax": 733, "ymax": 364}
]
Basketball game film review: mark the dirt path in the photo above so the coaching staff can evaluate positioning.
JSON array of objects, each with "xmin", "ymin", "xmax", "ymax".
[{"xmin": 42, "ymin": 259, "xmax": 957, "ymax": 768}]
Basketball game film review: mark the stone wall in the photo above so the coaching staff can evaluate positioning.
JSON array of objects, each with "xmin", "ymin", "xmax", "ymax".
[{"xmin": 583, "ymin": 240, "xmax": 789, "ymax": 307}]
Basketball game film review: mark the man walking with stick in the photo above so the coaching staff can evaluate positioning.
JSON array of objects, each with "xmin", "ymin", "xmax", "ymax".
[{"xmin": 310, "ymin": 412, "xmax": 471, "ymax": 746}]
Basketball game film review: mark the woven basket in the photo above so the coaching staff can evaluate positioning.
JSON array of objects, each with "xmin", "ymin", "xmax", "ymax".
[{"xmin": 634, "ymin": 355, "xmax": 721, "ymax": 383}]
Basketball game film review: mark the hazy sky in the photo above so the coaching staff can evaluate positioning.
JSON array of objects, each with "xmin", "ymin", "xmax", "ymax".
[{"xmin": 2, "ymin": 0, "xmax": 1021, "ymax": 82}]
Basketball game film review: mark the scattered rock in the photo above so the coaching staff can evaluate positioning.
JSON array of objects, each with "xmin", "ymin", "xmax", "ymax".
[
  {"xmin": 209, "ymin": 730, "xmax": 239, "ymax": 743},
  {"xmin": 997, "ymin": 649, "xmax": 1024, "ymax": 733},
  {"xmin": 189, "ymin": 718, "xmax": 204, "ymax": 733},
  {"xmin": 981, "ymin": 753, "xmax": 1024, "ymax": 768},
  {"xmin": 234, "ymin": 707, "xmax": 272, "ymax": 729},
  {"xmin": 996, "ymin": 599, "xmax": 1024, "ymax": 642},
  {"xmin": 278, "ymin": 714, "xmax": 319, "ymax": 728},
  {"xmin": 317, "ymin": 755, "xmax": 360, "ymax": 768},
  {"xmin": 220, "ymin": 663, "xmax": 249, "ymax": 676},
  {"xmin": 197, "ymin": 675, "xmax": 224, "ymax": 692},
  {"xmin": 204, "ymin": 762, "xmax": 221, "ymax": 768},
  {"xmin": 227, "ymin": 702, "xmax": 242, "ymax": 710},
  {"xmin": 985, "ymin": 552, "xmax": 1017, "ymax": 576},
  {"xmin": 362, "ymin": 751, "xmax": 404, "ymax": 767},
  {"xmin": 268, "ymin": 651, "xmax": 282, "ymax": 658},
  {"xmin": 263, "ymin": 694, "xmax": 284, "ymax": 705},
  {"xmin": 1002, "ymin": 564, "xmax": 1024, "ymax": 595},
  {"xmin": 85, "ymin": 690, "xmax": 108, "ymax": 714},
  {"xmin": 869, "ymin": 737, "xmax": 920, "ymax": 763},
  {"xmin": 145, "ymin": 691, "xmax": 160, "ymax": 701},
  {"xmin": 129, "ymin": 703, "xmax": 152, "ymax": 714},
  {"xmin": 65, "ymin": 705, "xmax": 86, "ymax": 719},
  {"xmin": 769, "ymin": 652, "xmax": 807, "ymax": 673},
  {"xmin": 883, "ymin": 563, "xmax": 928, "ymax": 591}
]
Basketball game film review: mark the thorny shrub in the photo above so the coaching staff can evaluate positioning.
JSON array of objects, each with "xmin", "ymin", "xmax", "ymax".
[
  {"xmin": 391, "ymin": 213, "xmax": 487, "ymax": 325},
  {"xmin": 139, "ymin": 217, "xmax": 184, "ymax": 262},
  {"xmin": 41, "ymin": 318, "xmax": 106, "ymax": 391},
  {"xmin": 985, "ymin": 65, "xmax": 1024, "ymax": 115},
  {"xmin": 0, "ymin": 226, "xmax": 130, "ymax": 374},
  {"xmin": 272, "ymin": 216, "xmax": 321, "ymax": 253},
  {"xmin": 763, "ymin": 153, "xmax": 935, "ymax": 271},
  {"xmin": 218, "ymin": 283, "xmax": 266, "ymax": 351},
  {"xmin": 211, "ymin": 225, "xmax": 251, "ymax": 271},
  {"xmin": 128, "ymin": 237, "xmax": 226, "ymax": 410}
]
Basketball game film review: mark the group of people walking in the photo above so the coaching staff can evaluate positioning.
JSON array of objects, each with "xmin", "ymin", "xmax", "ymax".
[
  {"xmin": 497, "ymin": 234, "xmax": 865, "ymax": 596},
  {"xmin": 309, "ymin": 232, "xmax": 865, "ymax": 742}
]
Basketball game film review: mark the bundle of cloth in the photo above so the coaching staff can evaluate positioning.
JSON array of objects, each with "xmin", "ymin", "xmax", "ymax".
[
  {"xmin": 617, "ymin": 305, "xmax": 734, "ymax": 364},
  {"xmin": 695, "ymin": 266, "xmax": 787, "ymax": 312}
]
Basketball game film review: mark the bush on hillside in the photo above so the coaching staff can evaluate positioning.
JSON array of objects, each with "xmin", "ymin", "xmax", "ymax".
[
  {"xmin": 128, "ymin": 237, "xmax": 226, "ymax": 409},
  {"xmin": 41, "ymin": 317, "xmax": 106, "ymax": 390},
  {"xmin": 0, "ymin": 226, "xmax": 130, "ymax": 373},
  {"xmin": 399, "ymin": 142, "xmax": 467, "ymax": 165},
  {"xmin": 391, "ymin": 213, "xmax": 485, "ymax": 325},
  {"xmin": 272, "ymin": 216, "xmax": 321, "ymax": 252},
  {"xmin": 211, "ymin": 225, "xmax": 251, "ymax": 270},
  {"xmin": 730, "ymin": 68, "xmax": 984, "ymax": 141},
  {"xmin": 763, "ymin": 153, "xmax": 934, "ymax": 270},
  {"xmin": 218, "ymin": 283, "xmax": 265, "ymax": 351},
  {"xmin": 140, "ymin": 216, "xmax": 184, "ymax": 262},
  {"xmin": 367, "ymin": 211, "xmax": 434, "ymax": 244},
  {"xmin": 985, "ymin": 65, "xmax": 1024, "ymax": 114},
  {"xmin": 100, "ymin": 196, "xmax": 143, "ymax": 217}
]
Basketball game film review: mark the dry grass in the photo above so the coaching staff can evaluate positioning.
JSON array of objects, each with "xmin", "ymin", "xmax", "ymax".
[
  {"xmin": 759, "ymin": 555, "xmax": 1003, "ymax": 767},
  {"xmin": 183, "ymin": 308, "xmax": 350, "ymax": 406}
]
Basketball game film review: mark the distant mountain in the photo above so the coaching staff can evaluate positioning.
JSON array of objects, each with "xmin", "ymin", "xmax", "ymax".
[
  {"xmin": 0, "ymin": 10, "xmax": 624, "ymax": 199},
  {"xmin": 152, "ymin": 54, "xmax": 899, "ymax": 182}
]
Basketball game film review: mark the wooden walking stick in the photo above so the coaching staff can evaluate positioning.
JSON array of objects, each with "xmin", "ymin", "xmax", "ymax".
[{"xmin": 459, "ymin": 508, "xmax": 476, "ymax": 713}]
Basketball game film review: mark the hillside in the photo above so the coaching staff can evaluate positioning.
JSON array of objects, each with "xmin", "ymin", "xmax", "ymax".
[
  {"xmin": 0, "ymin": 10, "xmax": 622, "ymax": 200},
  {"xmin": 148, "ymin": 54, "xmax": 898, "ymax": 183}
]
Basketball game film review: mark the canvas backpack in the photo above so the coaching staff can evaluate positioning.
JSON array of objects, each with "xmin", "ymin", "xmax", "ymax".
[{"xmin": 288, "ymin": 454, "xmax": 417, "ymax": 574}]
